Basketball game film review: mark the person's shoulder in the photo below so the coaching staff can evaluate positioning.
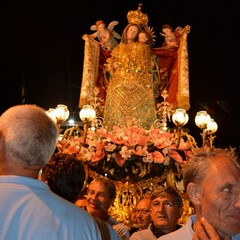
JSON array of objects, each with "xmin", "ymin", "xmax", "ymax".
[
  {"xmin": 106, "ymin": 216, "xmax": 119, "ymax": 225},
  {"xmin": 130, "ymin": 227, "xmax": 154, "ymax": 240},
  {"xmin": 68, "ymin": 204, "xmax": 94, "ymax": 221},
  {"xmin": 64, "ymin": 208, "xmax": 102, "ymax": 238},
  {"xmin": 157, "ymin": 228, "xmax": 183, "ymax": 240},
  {"xmin": 106, "ymin": 223, "xmax": 121, "ymax": 240},
  {"xmin": 48, "ymin": 193, "xmax": 94, "ymax": 221},
  {"xmin": 233, "ymin": 233, "xmax": 240, "ymax": 240},
  {"xmin": 158, "ymin": 216, "xmax": 195, "ymax": 240}
]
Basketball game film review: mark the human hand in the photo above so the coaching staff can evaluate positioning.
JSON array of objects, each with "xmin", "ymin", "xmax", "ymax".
[
  {"xmin": 112, "ymin": 223, "xmax": 130, "ymax": 240},
  {"xmin": 193, "ymin": 217, "xmax": 230, "ymax": 240}
]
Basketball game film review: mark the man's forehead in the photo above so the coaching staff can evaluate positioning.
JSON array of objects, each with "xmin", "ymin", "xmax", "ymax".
[
  {"xmin": 152, "ymin": 196, "xmax": 173, "ymax": 202},
  {"xmin": 204, "ymin": 157, "xmax": 240, "ymax": 181},
  {"xmin": 89, "ymin": 181, "xmax": 107, "ymax": 192},
  {"xmin": 137, "ymin": 199, "xmax": 150, "ymax": 208}
]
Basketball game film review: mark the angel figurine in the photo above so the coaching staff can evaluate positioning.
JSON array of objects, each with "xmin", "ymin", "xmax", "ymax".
[
  {"xmin": 160, "ymin": 24, "xmax": 180, "ymax": 48},
  {"xmin": 160, "ymin": 24, "xmax": 191, "ymax": 48},
  {"xmin": 89, "ymin": 20, "xmax": 121, "ymax": 51}
]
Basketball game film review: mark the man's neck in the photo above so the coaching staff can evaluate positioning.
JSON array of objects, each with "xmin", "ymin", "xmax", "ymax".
[{"xmin": 0, "ymin": 161, "xmax": 40, "ymax": 179}]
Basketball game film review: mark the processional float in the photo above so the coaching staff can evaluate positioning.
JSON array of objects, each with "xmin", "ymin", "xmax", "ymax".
[{"xmin": 48, "ymin": 4, "xmax": 218, "ymax": 227}]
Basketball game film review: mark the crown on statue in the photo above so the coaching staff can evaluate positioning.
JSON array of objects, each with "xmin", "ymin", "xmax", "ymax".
[{"xmin": 127, "ymin": 3, "xmax": 148, "ymax": 26}]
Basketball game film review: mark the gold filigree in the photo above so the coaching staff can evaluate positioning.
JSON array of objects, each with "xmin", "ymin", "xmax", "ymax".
[
  {"xmin": 108, "ymin": 178, "xmax": 194, "ymax": 227},
  {"xmin": 127, "ymin": 3, "xmax": 148, "ymax": 26},
  {"xmin": 103, "ymin": 42, "xmax": 157, "ymax": 130}
]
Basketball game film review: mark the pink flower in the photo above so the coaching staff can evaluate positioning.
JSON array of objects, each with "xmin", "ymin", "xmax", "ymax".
[
  {"xmin": 132, "ymin": 146, "xmax": 148, "ymax": 156},
  {"xmin": 177, "ymin": 139, "xmax": 190, "ymax": 150},
  {"xmin": 96, "ymin": 128, "xmax": 108, "ymax": 138},
  {"xmin": 155, "ymin": 139, "xmax": 171, "ymax": 149},
  {"xmin": 151, "ymin": 151, "xmax": 165, "ymax": 163},
  {"xmin": 78, "ymin": 146, "xmax": 93, "ymax": 162},
  {"xmin": 105, "ymin": 143, "xmax": 117, "ymax": 152},
  {"xmin": 168, "ymin": 149, "xmax": 185, "ymax": 167},
  {"xmin": 115, "ymin": 152, "xmax": 126, "ymax": 167},
  {"xmin": 91, "ymin": 143, "xmax": 106, "ymax": 162},
  {"xmin": 72, "ymin": 136, "xmax": 85, "ymax": 144},
  {"xmin": 137, "ymin": 135, "xmax": 149, "ymax": 147},
  {"xmin": 64, "ymin": 146, "xmax": 79, "ymax": 154},
  {"xmin": 58, "ymin": 123, "xmax": 190, "ymax": 172},
  {"xmin": 123, "ymin": 137, "xmax": 138, "ymax": 147},
  {"xmin": 119, "ymin": 146, "xmax": 132, "ymax": 159}
]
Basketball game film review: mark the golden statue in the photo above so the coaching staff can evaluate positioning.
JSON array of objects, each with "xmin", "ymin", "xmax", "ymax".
[{"xmin": 103, "ymin": 4, "xmax": 157, "ymax": 129}]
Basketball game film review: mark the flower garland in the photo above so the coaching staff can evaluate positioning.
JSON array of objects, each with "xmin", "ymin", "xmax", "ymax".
[{"xmin": 57, "ymin": 124, "xmax": 192, "ymax": 181}]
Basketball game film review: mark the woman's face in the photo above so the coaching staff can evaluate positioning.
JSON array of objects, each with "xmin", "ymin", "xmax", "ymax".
[{"xmin": 127, "ymin": 25, "xmax": 139, "ymax": 41}]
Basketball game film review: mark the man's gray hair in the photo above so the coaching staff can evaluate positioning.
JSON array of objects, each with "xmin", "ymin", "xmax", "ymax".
[
  {"xmin": 183, "ymin": 147, "xmax": 239, "ymax": 190},
  {"xmin": 0, "ymin": 104, "xmax": 58, "ymax": 168}
]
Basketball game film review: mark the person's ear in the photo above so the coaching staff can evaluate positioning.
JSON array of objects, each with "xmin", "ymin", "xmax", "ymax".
[{"xmin": 187, "ymin": 182, "xmax": 201, "ymax": 205}]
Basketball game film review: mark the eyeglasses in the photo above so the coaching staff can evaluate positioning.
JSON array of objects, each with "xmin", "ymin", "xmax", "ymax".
[{"xmin": 135, "ymin": 209, "xmax": 150, "ymax": 215}]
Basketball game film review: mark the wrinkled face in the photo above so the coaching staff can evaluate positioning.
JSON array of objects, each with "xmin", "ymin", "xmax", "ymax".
[
  {"xmin": 150, "ymin": 196, "xmax": 182, "ymax": 233},
  {"xmin": 127, "ymin": 25, "xmax": 139, "ymax": 41},
  {"xmin": 86, "ymin": 181, "xmax": 112, "ymax": 218},
  {"xmin": 138, "ymin": 32, "xmax": 148, "ymax": 44},
  {"xmin": 135, "ymin": 199, "xmax": 151, "ymax": 229},
  {"xmin": 196, "ymin": 156, "xmax": 240, "ymax": 236}
]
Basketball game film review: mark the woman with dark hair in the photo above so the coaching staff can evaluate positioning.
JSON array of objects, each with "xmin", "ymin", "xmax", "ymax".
[{"xmin": 41, "ymin": 153, "xmax": 86, "ymax": 203}]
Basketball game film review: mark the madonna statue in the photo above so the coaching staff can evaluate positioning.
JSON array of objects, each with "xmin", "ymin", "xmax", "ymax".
[
  {"xmin": 79, "ymin": 3, "xmax": 190, "ymax": 129},
  {"xmin": 103, "ymin": 6, "xmax": 157, "ymax": 129}
]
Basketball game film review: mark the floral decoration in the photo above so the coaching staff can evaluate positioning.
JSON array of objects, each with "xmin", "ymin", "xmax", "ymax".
[{"xmin": 57, "ymin": 124, "xmax": 192, "ymax": 181}]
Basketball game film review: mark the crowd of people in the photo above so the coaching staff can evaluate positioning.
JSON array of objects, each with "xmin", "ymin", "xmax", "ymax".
[
  {"xmin": 0, "ymin": 103, "xmax": 239, "ymax": 240},
  {"xmin": 0, "ymin": 3, "xmax": 239, "ymax": 240},
  {"xmin": 0, "ymin": 104, "xmax": 102, "ymax": 240}
]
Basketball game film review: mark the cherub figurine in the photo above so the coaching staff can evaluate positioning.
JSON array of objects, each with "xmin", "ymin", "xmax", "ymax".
[
  {"xmin": 138, "ymin": 25, "xmax": 156, "ymax": 47},
  {"xmin": 160, "ymin": 24, "xmax": 180, "ymax": 48},
  {"xmin": 160, "ymin": 24, "xmax": 191, "ymax": 48},
  {"xmin": 89, "ymin": 20, "xmax": 121, "ymax": 51}
]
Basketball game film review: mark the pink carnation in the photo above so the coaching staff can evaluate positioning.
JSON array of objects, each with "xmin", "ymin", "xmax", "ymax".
[{"xmin": 151, "ymin": 151, "xmax": 164, "ymax": 163}]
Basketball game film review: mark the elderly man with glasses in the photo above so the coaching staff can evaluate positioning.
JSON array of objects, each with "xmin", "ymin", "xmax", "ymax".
[{"xmin": 134, "ymin": 198, "xmax": 151, "ymax": 231}]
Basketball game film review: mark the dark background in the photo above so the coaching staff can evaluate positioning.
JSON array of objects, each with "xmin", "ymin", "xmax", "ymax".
[{"xmin": 1, "ymin": 0, "xmax": 240, "ymax": 148}]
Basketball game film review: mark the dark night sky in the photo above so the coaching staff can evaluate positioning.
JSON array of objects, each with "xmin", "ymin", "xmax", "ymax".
[{"xmin": 1, "ymin": 0, "xmax": 240, "ymax": 148}]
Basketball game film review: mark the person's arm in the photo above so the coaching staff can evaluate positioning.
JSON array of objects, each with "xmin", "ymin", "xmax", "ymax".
[
  {"xmin": 101, "ymin": 30, "xmax": 111, "ymax": 45},
  {"xmin": 193, "ymin": 217, "xmax": 230, "ymax": 240}
]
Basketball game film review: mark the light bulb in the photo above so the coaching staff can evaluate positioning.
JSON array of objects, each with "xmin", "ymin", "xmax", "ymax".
[
  {"xmin": 79, "ymin": 105, "xmax": 96, "ymax": 122},
  {"xmin": 195, "ymin": 111, "xmax": 211, "ymax": 129},
  {"xmin": 172, "ymin": 109, "xmax": 189, "ymax": 127}
]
